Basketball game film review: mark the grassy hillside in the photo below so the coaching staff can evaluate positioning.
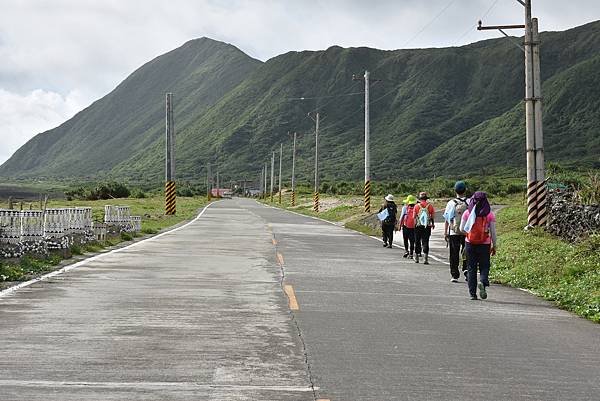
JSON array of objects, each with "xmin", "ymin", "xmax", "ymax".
[
  {"xmin": 0, "ymin": 38, "xmax": 262, "ymax": 180},
  {"xmin": 2, "ymin": 21, "xmax": 600, "ymax": 184},
  {"xmin": 412, "ymin": 53, "xmax": 600, "ymax": 176}
]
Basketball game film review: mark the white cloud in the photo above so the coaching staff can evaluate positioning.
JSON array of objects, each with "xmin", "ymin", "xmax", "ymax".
[{"xmin": 0, "ymin": 89, "xmax": 92, "ymax": 164}]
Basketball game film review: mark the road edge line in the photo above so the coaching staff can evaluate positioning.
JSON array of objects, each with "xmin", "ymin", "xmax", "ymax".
[{"xmin": 0, "ymin": 201, "xmax": 220, "ymax": 299}]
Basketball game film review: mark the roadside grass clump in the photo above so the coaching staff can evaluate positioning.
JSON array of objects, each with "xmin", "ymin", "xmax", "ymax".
[
  {"xmin": 491, "ymin": 206, "xmax": 600, "ymax": 322},
  {"xmin": 120, "ymin": 232, "xmax": 133, "ymax": 241},
  {"xmin": 344, "ymin": 219, "xmax": 380, "ymax": 237},
  {"xmin": 0, "ymin": 254, "xmax": 62, "ymax": 282}
]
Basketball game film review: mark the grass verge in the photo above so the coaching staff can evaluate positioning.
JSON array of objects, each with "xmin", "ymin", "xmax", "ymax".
[{"xmin": 492, "ymin": 205, "xmax": 600, "ymax": 322}]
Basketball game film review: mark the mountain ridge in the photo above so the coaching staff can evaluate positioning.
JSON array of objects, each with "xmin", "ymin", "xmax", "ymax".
[{"xmin": 2, "ymin": 21, "xmax": 599, "ymax": 183}]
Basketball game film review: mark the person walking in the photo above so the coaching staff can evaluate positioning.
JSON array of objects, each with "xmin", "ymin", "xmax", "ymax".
[
  {"xmin": 443, "ymin": 181, "xmax": 469, "ymax": 282},
  {"xmin": 398, "ymin": 195, "xmax": 417, "ymax": 258},
  {"xmin": 378, "ymin": 194, "xmax": 398, "ymax": 248},
  {"xmin": 413, "ymin": 192, "xmax": 435, "ymax": 264},
  {"xmin": 460, "ymin": 191, "xmax": 497, "ymax": 300}
]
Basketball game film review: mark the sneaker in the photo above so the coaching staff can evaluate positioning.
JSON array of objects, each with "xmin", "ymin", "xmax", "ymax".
[
  {"xmin": 403, "ymin": 252, "xmax": 409, "ymax": 258},
  {"xmin": 383, "ymin": 242, "xmax": 388, "ymax": 247},
  {"xmin": 423, "ymin": 255, "xmax": 429, "ymax": 265},
  {"xmin": 415, "ymin": 254, "xmax": 420, "ymax": 263},
  {"xmin": 388, "ymin": 244, "xmax": 393, "ymax": 248},
  {"xmin": 478, "ymin": 283, "xmax": 487, "ymax": 300},
  {"xmin": 450, "ymin": 278, "xmax": 459, "ymax": 283},
  {"xmin": 470, "ymin": 295, "xmax": 478, "ymax": 300},
  {"xmin": 409, "ymin": 253, "xmax": 414, "ymax": 259}
]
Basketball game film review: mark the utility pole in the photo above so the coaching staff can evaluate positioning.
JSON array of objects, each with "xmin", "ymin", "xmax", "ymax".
[
  {"xmin": 353, "ymin": 71, "xmax": 379, "ymax": 213},
  {"xmin": 270, "ymin": 151, "xmax": 275, "ymax": 202},
  {"xmin": 164, "ymin": 93, "xmax": 176, "ymax": 215},
  {"xmin": 364, "ymin": 70, "xmax": 370, "ymax": 214},
  {"xmin": 207, "ymin": 163, "xmax": 212, "ymax": 200},
  {"xmin": 264, "ymin": 162, "xmax": 268, "ymax": 200},
  {"xmin": 291, "ymin": 132, "xmax": 297, "ymax": 206},
  {"xmin": 259, "ymin": 167, "xmax": 264, "ymax": 198},
  {"xmin": 308, "ymin": 113, "xmax": 320, "ymax": 212},
  {"xmin": 278, "ymin": 143, "xmax": 283, "ymax": 204},
  {"xmin": 478, "ymin": 0, "xmax": 546, "ymax": 227}
]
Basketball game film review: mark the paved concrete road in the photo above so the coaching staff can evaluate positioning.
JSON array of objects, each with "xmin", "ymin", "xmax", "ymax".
[
  {"xmin": 1, "ymin": 199, "xmax": 599, "ymax": 401},
  {"xmin": 248, "ymin": 199, "xmax": 600, "ymax": 401},
  {"xmin": 0, "ymin": 202, "xmax": 313, "ymax": 401}
]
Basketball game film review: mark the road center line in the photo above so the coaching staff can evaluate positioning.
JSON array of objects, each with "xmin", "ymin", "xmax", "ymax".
[
  {"xmin": 284, "ymin": 284, "xmax": 300, "ymax": 310},
  {"xmin": 277, "ymin": 252, "xmax": 284, "ymax": 266}
]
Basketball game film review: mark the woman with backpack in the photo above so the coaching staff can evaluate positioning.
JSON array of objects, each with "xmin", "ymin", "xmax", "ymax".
[
  {"xmin": 413, "ymin": 192, "xmax": 435, "ymax": 264},
  {"xmin": 378, "ymin": 194, "xmax": 398, "ymax": 248},
  {"xmin": 460, "ymin": 191, "xmax": 497, "ymax": 300},
  {"xmin": 398, "ymin": 195, "xmax": 417, "ymax": 258}
]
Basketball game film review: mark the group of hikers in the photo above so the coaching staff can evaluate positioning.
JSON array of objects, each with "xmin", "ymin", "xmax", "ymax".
[{"xmin": 378, "ymin": 181, "xmax": 497, "ymax": 300}]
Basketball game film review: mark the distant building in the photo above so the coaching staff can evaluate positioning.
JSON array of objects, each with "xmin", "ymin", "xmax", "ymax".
[{"xmin": 211, "ymin": 188, "xmax": 232, "ymax": 198}]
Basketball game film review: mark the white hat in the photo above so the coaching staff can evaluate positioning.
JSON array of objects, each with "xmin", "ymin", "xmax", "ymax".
[{"xmin": 385, "ymin": 194, "xmax": 394, "ymax": 202}]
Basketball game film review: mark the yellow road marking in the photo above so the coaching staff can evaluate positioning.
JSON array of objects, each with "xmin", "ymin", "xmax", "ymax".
[
  {"xmin": 317, "ymin": 399, "xmax": 331, "ymax": 401},
  {"xmin": 284, "ymin": 285, "xmax": 299, "ymax": 311},
  {"xmin": 272, "ymin": 238, "xmax": 277, "ymax": 245},
  {"xmin": 277, "ymin": 252, "xmax": 284, "ymax": 266}
]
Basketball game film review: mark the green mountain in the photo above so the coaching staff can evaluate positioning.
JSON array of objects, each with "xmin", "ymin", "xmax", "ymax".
[
  {"xmin": 2, "ymin": 21, "xmax": 600, "ymax": 184},
  {"xmin": 0, "ymin": 38, "xmax": 261, "ymax": 179}
]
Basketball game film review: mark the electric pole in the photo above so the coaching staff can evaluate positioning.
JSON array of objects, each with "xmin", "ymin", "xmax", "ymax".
[
  {"xmin": 354, "ymin": 71, "xmax": 379, "ymax": 213},
  {"xmin": 364, "ymin": 71, "xmax": 370, "ymax": 214},
  {"xmin": 308, "ymin": 113, "xmax": 320, "ymax": 212},
  {"xmin": 291, "ymin": 132, "xmax": 297, "ymax": 206},
  {"xmin": 264, "ymin": 162, "xmax": 268, "ymax": 200},
  {"xmin": 270, "ymin": 151, "xmax": 275, "ymax": 202},
  {"xmin": 259, "ymin": 167, "xmax": 264, "ymax": 198},
  {"xmin": 164, "ymin": 93, "xmax": 176, "ymax": 215},
  {"xmin": 207, "ymin": 163, "xmax": 212, "ymax": 200},
  {"xmin": 478, "ymin": 0, "xmax": 546, "ymax": 227},
  {"xmin": 278, "ymin": 143, "xmax": 283, "ymax": 204}
]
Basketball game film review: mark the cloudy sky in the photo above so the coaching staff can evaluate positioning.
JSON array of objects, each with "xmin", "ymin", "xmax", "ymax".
[{"xmin": 1, "ymin": 0, "xmax": 599, "ymax": 165}]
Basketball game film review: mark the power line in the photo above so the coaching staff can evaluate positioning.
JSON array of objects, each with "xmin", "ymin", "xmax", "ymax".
[
  {"xmin": 401, "ymin": 0, "xmax": 458, "ymax": 49},
  {"xmin": 456, "ymin": 0, "xmax": 501, "ymax": 43}
]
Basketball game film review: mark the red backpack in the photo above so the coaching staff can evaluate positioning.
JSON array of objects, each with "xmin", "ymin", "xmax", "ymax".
[
  {"xmin": 404, "ymin": 205, "xmax": 416, "ymax": 229},
  {"xmin": 467, "ymin": 216, "xmax": 490, "ymax": 244}
]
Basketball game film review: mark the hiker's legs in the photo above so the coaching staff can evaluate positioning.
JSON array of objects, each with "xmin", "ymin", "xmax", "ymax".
[
  {"xmin": 414, "ymin": 227, "xmax": 424, "ymax": 255},
  {"xmin": 406, "ymin": 228, "xmax": 415, "ymax": 254},
  {"xmin": 478, "ymin": 244, "xmax": 491, "ymax": 287},
  {"xmin": 402, "ymin": 228, "xmax": 409, "ymax": 251},
  {"xmin": 466, "ymin": 243, "xmax": 478, "ymax": 297},
  {"xmin": 459, "ymin": 235, "xmax": 467, "ymax": 272},
  {"xmin": 382, "ymin": 226, "xmax": 388, "ymax": 245},
  {"xmin": 449, "ymin": 235, "xmax": 461, "ymax": 279},
  {"xmin": 422, "ymin": 226, "xmax": 432, "ymax": 255},
  {"xmin": 387, "ymin": 225, "xmax": 394, "ymax": 246}
]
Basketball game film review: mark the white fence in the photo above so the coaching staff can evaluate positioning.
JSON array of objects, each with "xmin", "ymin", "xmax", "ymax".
[{"xmin": 0, "ymin": 206, "xmax": 141, "ymax": 245}]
